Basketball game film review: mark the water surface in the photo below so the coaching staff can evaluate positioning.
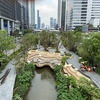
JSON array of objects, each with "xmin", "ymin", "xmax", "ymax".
[{"xmin": 24, "ymin": 66, "xmax": 57, "ymax": 100}]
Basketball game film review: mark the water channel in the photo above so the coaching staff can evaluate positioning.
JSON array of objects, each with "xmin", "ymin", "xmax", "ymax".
[{"xmin": 24, "ymin": 66, "xmax": 57, "ymax": 100}]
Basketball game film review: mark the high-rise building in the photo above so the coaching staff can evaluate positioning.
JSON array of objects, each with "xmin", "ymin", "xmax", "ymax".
[
  {"xmin": 37, "ymin": 10, "xmax": 41, "ymax": 29},
  {"xmin": 53, "ymin": 18, "xmax": 56, "ymax": 28},
  {"xmin": 41, "ymin": 23, "xmax": 45, "ymax": 29},
  {"xmin": 0, "ymin": 0, "xmax": 21, "ymax": 35},
  {"xmin": 28, "ymin": 0, "xmax": 35, "ymax": 29},
  {"xmin": 20, "ymin": 0, "xmax": 29, "ymax": 29},
  {"xmin": 67, "ymin": 0, "xmax": 100, "ymax": 30},
  {"xmin": 57, "ymin": 0, "xmax": 67, "ymax": 31},
  {"xmin": 50, "ymin": 17, "xmax": 54, "ymax": 28}
]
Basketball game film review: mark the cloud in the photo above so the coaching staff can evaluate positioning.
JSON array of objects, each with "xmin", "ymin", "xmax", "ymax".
[{"xmin": 35, "ymin": 0, "xmax": 57, "ymax": 26}]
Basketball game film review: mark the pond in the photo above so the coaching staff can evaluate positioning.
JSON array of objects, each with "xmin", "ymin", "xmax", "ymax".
[{"xmin": 24, "ymin": 66, "xmax": 57, "ymax": 100}]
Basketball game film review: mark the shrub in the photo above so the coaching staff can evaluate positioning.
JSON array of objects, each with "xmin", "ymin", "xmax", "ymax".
[
  {"xmin": 13, "ymin": 94, "xmax": 22, "ymax": 100},
  {"xmin": 13, "ymin": 63, "xmax": 35, "ymax": 99},
  {"xmin": 61, "ymin": 56, "xmax": 69, "ymax": 65}
]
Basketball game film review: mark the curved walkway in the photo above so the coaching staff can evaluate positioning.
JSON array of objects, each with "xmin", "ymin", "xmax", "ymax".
[
  {"xmin": 27, "ymin": 50, "xmax": 62, "ymax": 69},
  {"xmin": 0, "ymin": 59, "xmax": 16, "ymax": 100},
  {"xmin": 67, "ymin": 51, "xmax": 100, "ymax": 88}
]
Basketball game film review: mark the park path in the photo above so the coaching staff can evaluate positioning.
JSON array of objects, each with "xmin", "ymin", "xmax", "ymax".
[
  {"xmin": 0, "ymin": 59, "xmax": 16, "ymax": 100},
  {"xmin": 67, "ymin": 51, "xmax": 100, "ymax": 88}
]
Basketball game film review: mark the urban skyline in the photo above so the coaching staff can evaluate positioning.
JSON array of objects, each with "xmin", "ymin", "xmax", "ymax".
[{"xmin": 0, "ymin": 0, "xmax": 100, "ymax": 32}]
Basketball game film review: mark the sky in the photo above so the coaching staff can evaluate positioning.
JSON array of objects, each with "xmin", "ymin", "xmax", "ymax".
[{"xmin": 35, "ymin": 0, "xmax": 58, "ymax": 26}]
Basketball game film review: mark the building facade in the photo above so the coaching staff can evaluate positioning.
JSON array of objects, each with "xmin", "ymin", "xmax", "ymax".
[
  {"xmin": 54, "ymin": 18, "xmax": 56, "ymax": 28},
  {"xmin": 57, "ymin": 0, "xmax": 67, "ymax": 31},
  {"xmin": 28, "ymin": 0, "xmax": 35, "ymax": 30},
  {"xmin": 67, "ymin": 0, "xmax": 100, "ymax": 30},
  {"xmin": 50, "ymin": 17, "xmax": 54, "ymax": 28},
  {"xmin": 0, "ymin": 0, "xmax": 23, "ymax": 34},
  {"xmin": 37, "ymin": 10, "xmax": 41, "ymax": 29},
  {"xmin": 0, "ymin": 0, "xmax": 16, "ymax": 35},
  {"xmin": 41, "ymin": 23, "xmax": 45, "ymax": 29},
  {"xmin": 21, "ymin": 0, "xmax": 29, "ymax": 29}
]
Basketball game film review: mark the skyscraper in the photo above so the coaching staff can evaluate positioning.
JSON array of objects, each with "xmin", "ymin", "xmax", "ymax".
[
  {"xmin": 28, "ymin": 0, "xmax": 35, "ymax": 29},
  {"xmin": 37, "ymin": 10, "xmax": 41, "ymax": 29},
  {"xmin": 0, "ymin": 0, "xmax": 21, "ymax": 34},
  {"xmin": 50, "ymin": 17, "xmax": 54, "ymax": 28},
  {"xmin": 57, "ymin": 0, "xmax": 67, "ymax": 31},
  {"xmin": 67, "ymin": 0, "xmax": 100, "ymax": 30},
  {"xmin": 53, "ymin": 19, "xmax": 56, "ymax": 28},
  {"xmin": 21, "ymin": 0, "xmax": 29, "ymax": 29},
  {"xmin": 41, "ymin": 23, "xmax": 45, "ymax": 29}
]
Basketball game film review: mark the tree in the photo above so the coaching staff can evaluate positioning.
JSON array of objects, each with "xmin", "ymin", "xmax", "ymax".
[
  {"xmin": 61, "ymin": 31, "xmax": 75, "ymax": 50},
  {"xmin": 21, "ymin": 33, "xmax": 38, "ymax": 61},
  {"xmin": 77, "ymin": 33, "xmax": 100, "ymax": 67},
  {"xmin": 87, "ymin": 23, "xmax": 93, "ymax": 28},
  {"xmin": 74, "ymin": 26, "xmax": 82, "ymax": 33},
  {"xmin": 38, "ymin": 30, "xmax": 58, "ymax": 50},
  {"xmin": 0, "ymin": 30, "xmax": 15, "ymax": 66}
]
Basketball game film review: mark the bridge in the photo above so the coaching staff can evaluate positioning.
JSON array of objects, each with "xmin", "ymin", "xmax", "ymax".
[{"xmin": 27, "ymin": 50, "xmax": 62, "ymax": 69}]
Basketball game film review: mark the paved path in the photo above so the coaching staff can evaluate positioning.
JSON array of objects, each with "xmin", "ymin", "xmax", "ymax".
[
  {"xmin": 0, "ymin": 59, "xmax": 16, "ymax": 100},
  {"xmin": 67, "ymin": 51, "xmax": 100, "ymax": 88}
]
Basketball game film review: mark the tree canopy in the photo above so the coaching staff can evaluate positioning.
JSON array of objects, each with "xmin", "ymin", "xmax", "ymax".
[{"xmin": 0, "ymin": 30, "xmax": 15, "ymax": 65}]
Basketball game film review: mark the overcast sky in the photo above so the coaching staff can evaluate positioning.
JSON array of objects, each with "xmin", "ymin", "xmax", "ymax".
[{"xmin": 35, "ymin": 0, "xmax": 58, "ymax": 26}]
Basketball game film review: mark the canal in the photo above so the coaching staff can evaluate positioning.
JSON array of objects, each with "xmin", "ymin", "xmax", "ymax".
[{"xmin": 24, "ymin": 66, "xmax": 57, "ymax": 100}]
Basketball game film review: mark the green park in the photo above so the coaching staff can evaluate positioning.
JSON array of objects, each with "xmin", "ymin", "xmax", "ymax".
[{"xmin": 0, "ymin": 29, "xmax": 100, "ymax": 100}]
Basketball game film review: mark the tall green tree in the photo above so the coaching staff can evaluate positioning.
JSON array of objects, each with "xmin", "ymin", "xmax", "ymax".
[
  {"xmin": 78, "ymin": 33, "xmax": 100, "ymax": 67},
  {"xmin": 21, "ymin": 33, "xmax": 38, "ymax": 61},
  {"xmin": 61, "ymin": 31, "xmax": 75, "ymax": 50},
  {"xmin": 0, "ymin": 30, "xmax": 15, "ymax": 66},
  {"xmin": 38, "ymin": 30, "xmax": 59, "ymax": 50}
]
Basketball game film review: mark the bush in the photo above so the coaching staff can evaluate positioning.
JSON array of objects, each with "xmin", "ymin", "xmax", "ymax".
[
  {"xmin": 61, "ymin": 56, "xmax": 69, "ymax": 65},
  {"xmin": 24, "ymin": 63, "xmax": 35, "ymax": 71},
  {"xmin": 54, "ymin": 64, "xmax": 100, "ymax": 100},
  {"xmin": 13, "ymin": 63, "xmax": 35, "ymax": 99},
  {"xmin": 24, "ymin": 30, "xmax": 32, "ymax": 34},
  {"xmin": 94, "ymin": 68, "xmax": 100, "ymax": 75},
  {"xmin": 13, "ymin": 94, "xmax": 22, "ymax": 100}
]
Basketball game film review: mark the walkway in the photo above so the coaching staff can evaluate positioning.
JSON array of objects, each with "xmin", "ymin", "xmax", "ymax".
[
  {"xmin": 27, "ymin": 50, "xmax": 62, "ymax": 69},
  {"xmin": 0, "ymin": 59, "xmax": 16, "ymax": 100},
  {"xmin": 67, "ymin": 51, "xmax": 100, "ymax": 88}
]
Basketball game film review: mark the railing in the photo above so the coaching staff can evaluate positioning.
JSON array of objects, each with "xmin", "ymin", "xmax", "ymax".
[{"xmin": 0, "ymin": 69, "xmax": 11, "ymax": 85}]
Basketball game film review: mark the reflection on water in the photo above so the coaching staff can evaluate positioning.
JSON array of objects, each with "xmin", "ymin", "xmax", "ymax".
[{"xmin": 24, "ymin": 66, "xmax": 57, "ymax": 100}]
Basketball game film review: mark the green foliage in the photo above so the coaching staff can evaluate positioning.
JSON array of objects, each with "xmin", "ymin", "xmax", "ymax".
[
  {"xmin": 54, "ymin": 64, "xmax": 100, "ymax": 100},
  {"xmin": 11, "ymin": 30, "xmax": 21, "ymax": 37},
  {"xmin": 74, "ymin": 26, "xmax": 82, "ymax": 33},
  {"xmin": 21, "ymin": 33, "xmax": 38, "ymax": 61},
  {"xmin": 0, "ymin": 30, "xmax": 16, "ymax": 68},
  {"xmin": 66, "ymin": 88, "xmax": 86, "ymax": 100},
  {"xmin": 77, "ymin": 33, "xmax": 100, "ymax": 66},
  {"xmin": 61, "ymin": 56, "xmax": 69, "ymax": 65},
  {"xmin": 24, "ymin": 29, "xmax": 32, "ymax": 34},
  {"xmin": 54, "ymin": 64, "xmax": 62, "ymax": 73},
  {"xmin": 16, "ymin": 71, "xmax": 33, "ymax": 85},
  {"xmin": 21, "ymin": 33, "xmax": 38, "ymax": 51},
  {"xmin": 77, "ymin": 77, "xmax": 100, "ymax": 100},
  {"xmin": 13, "ymin": 63, "xmax": 35, "ymax": 99},
  {"xmin": 60, "ymin": 31, "xmax": 83, "ymax": 52},
  {"xmin": 15, "ymin": 83, "xmax": 30, "ymax": 97},
  {"xmin": 24, "ymin": 63, "xmax": 35, "ymax": 71},
  {"xmin": 38, "ymin": 30, "xmax": 59, "ymax": 50},
  {"xmin": 54, "ymin": 64, "xmax": 85, "ymax": 100},
  {"xmin": 94, "ymin": 68, "xmax": 100, "ymax": 75},
  {"xmin": 13, "ymin": 94, "xmax": 22, "ymax": 100},
  {"xmin": 61, "ymin": 31, "xmax": 75, "ymax": 50}
]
